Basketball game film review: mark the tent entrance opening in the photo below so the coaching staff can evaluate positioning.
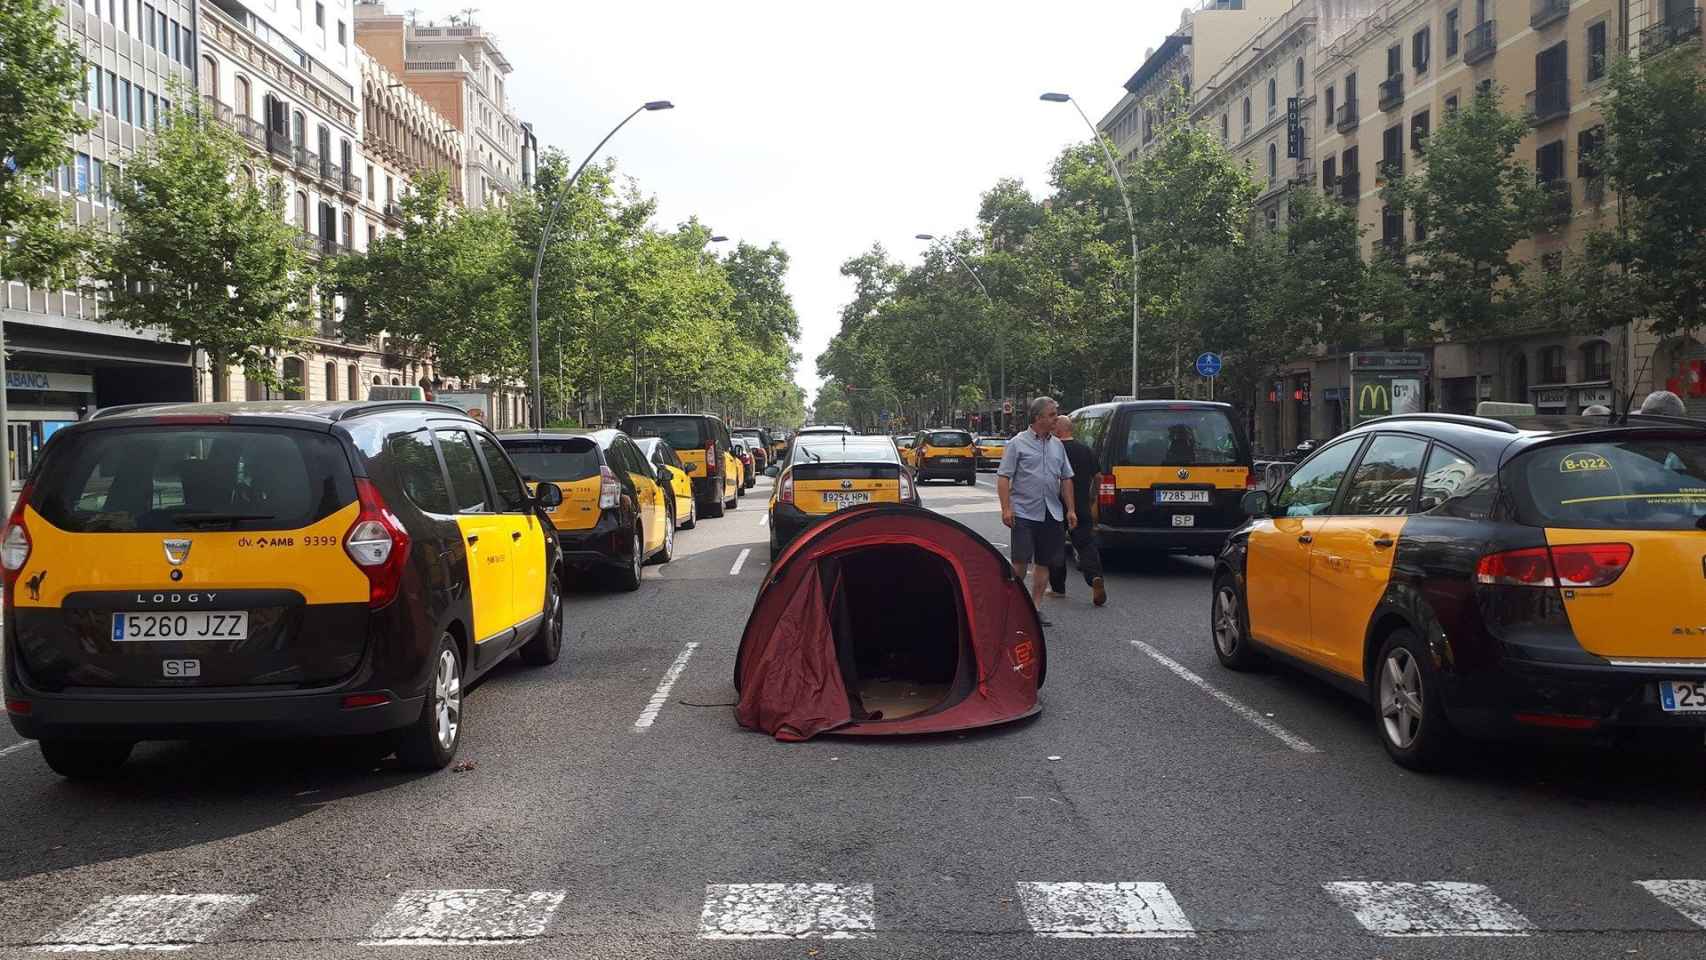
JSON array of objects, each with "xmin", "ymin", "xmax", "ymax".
[{"xmin": 829, "ymin": 545, "xmax": 970, "ymax": 721}]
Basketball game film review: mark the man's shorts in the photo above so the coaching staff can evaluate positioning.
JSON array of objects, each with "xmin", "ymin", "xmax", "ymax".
[{"xmin": 1011, "ymin": 516, "xmax": 1065, "ymax": 568}]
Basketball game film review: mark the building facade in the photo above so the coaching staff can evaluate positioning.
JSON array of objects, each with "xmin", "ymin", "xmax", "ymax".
[
  {"xmin": 354, "ymin": 1, "xmax": 523, "ymax": 210},
  {"xmin": 1, "ymin": 0, "xmax": 202, "ymax": 488}
]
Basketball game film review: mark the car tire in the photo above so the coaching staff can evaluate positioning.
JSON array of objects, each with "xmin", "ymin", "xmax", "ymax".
[
  {"xmin": 1211, "ymin": 573, "xmax": 1263, "ymax": 671},
  {"xmin": 397, "ymin": 635, "xmax": 463, "ymax": 771},
  {"xmin": 39, "ymin": 739, "xmax": 134, "ymax": 779},
  {"xmin": 703, "ymin": 495, "xmax": 725, "ymax": 519},
  {"xmin": 518, "ymin": 572, "xmax": 563, "ymax": 667},
  {"xmin": 1373, "ymin": 628, "xmax": 1456, "ymax": 771},
  {"xmin": 650, "ymin": 506, "xmax": 675, "ymax": 565},
  {"xmin": 680, "ymin": 496, "xmax": 697, "ymax": 530},
  {"xmin": 737, "ymin": 482, "xmax": 746, "ymax": 498},
  {"xmin": 615, "ymin": 526, "xmax": 643, "ymax": 591},
  {"xmin": 726, "ymin": 489, "xmax": 739, "ymax": 510}
]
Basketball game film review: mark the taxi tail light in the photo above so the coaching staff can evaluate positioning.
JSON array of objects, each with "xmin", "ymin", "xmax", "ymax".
[
  {"xmin": 345, "ymin": 478, "xmax": 411, "ymax": 609},
  {"xmin": 704, "ymin": 441, "xmax": 718, "ymax": 476},
  {"xmin": 1, "ymin": 482, "xmax": 35, "ymax": 589},
  {"xmin": 898, "ymin": 470, "xmax": 914, "ymax": 501},
  {"xmin": 1097, "ymin": 473, "xmax": 1117, "ymax": 508},
  {"xmin": 778, "ymin": 472, "xmax": 795, "ymax": 505},
  {"xmin": 1474, "ymin": 543, "xmax": 1632, "ymax": 589},
  {"xmin": 598, "ymin": 466, "xmax": 622, "ymax": 510},
  {"xmin": 1245, "ymin": 469, "xmax": 1260, "ymax": 490}
]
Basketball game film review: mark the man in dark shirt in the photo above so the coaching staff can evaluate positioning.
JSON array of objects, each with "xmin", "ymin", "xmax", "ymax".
[{"xmin": 1048, "ymin": 415, "xmax": 1106, "ymax": 606}]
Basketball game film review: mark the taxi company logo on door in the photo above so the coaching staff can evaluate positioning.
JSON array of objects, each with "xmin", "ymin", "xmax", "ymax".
[{"xmin": 1561, "ymin": 452, "xmax": 1613, "ymax": 473}]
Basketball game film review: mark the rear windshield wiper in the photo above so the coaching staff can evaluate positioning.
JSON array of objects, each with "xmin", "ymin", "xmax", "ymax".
[{"xmin": 172, "ymin": 513, "xmax": 276, "ymax": 527}]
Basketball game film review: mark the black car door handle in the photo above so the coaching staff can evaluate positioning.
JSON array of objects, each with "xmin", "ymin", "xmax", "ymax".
[
  {"xmin": 1373, "ymin": 537, "xmax": 1395, "ymax": 549},
  {"xmin": 1297, "ymin": 534, "xmax": 1313, "ymax": 544},
  {"xmin": 466, "ymin": 534, "xmax": 479, "ymax": 545},
  {"xmin": 511, "ymin": 531, "xmax": 523, "ymax": 541}
]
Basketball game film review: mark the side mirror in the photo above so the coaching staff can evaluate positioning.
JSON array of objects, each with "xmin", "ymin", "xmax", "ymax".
[
  {"xmin": 535, "ymin": 482, "xmax": 564, "ymax": 509},
  {"xmin": 765, "ymin": 465, "xmax": 780, "ymax": 478},
  {"xmin": 1240, "ymin": 489, "xmax": 1271, "ymax": 518}
]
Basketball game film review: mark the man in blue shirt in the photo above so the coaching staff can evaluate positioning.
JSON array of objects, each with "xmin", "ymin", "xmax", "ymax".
[{"xmin": 997, "ymin": 396, "xmax": 1077, "ymax": 622}]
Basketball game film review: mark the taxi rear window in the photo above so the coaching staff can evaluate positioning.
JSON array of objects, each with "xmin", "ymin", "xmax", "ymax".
[
  {"xmin": 1116, "ymin": 409, "xmax": 1243, "ymax": 466},
  {"xmin": 794, "ymin": 442, "xmax": 895, "ymax": 464},
  {"xmin": 31, "ymin": 426, "xmax": 355, "ymax": 533},
  {"xmin": 1506, "ymin": 438, "xmax": 1706, "ymax": 530},
  {"xmin": 502, "ymin": 439, "xmax": 601, "ymax": 482},
  {"xmin": 622, "ymin": 416, "xmax": 705, "ymax": 449},
  {"xmin": 926, "ymin": 431, "xmax": 973, "ymax": 446}
]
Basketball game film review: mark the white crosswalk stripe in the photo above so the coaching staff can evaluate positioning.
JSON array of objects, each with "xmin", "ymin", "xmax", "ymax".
[
  {"xmin": 697, "ymin": 883, "xmax": 876, "ymax": 940},
  {"xmin": 1637, "ymin": 880, "xmax": 1706, "ymax": 928},
  {"xmin": 361, "ymin": 889, "xmax": 565, "ymax": 946},
  {"xmin": 1323, "ymin": 881, "xmax": 1534, "ymax": 937},
  {"xmin": 1015, "ymin": 882, "xmax": 1195, "ymax": 938},
  {"xmin": 36, "ymin": 894, "xmax": 258, "ymax": 953}
]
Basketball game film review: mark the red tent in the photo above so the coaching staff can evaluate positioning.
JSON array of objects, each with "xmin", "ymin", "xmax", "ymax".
[{"xmin": 734, "ymin": 504, "xmax": 1046, "ymax": 741}]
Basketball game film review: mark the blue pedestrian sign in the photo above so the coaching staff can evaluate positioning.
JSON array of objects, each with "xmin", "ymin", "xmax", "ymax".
[{"xmin": 1195, "ymin": 352, "xmax": 1223, "ymax": 378}]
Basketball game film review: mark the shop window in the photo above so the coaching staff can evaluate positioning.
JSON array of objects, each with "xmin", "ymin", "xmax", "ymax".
[{"xmin": 1539, "ymin": 345, "xmax": 1568, "ymax": 384}]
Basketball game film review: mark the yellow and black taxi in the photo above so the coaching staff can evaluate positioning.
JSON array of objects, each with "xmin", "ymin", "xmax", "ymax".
[
  {"xmin": 975, "ymin": 435, "xmax": 1008, "ymax": 471},
  {"xmin": 1068, "ymin": 400, "xmax": 1254, "ymax": 555},
  {"xmin": 1213, "ymin": 411, "xmax": 1706, "ymax": 769},
  {"xmin": 895, "ymin": 433, "xmax": 918, "ymax": 467},
  {"xmin": 634, "ymin": 436, "xmax": 697, "ymax": 530},
  {"xmin": 501, "ymin": 429, "xmax": 673, "ymax": 592},
  {"xmin": 733, "ymin": 428, "xmax": 772, "ymax": 473},
  {"xmin": 2, "ymin": 401, "xmax": 564, "ymax": 778},
  {"xmin": 618, "ymin": 414, "xmax": 741, "ymax": 519},
  {"xmin": 909, "ymin": 429, "xmax": 979, "ymax": 485},
  {"xmin": 768, "ymin": 434, "xmax": 919, "ymax": 560}
]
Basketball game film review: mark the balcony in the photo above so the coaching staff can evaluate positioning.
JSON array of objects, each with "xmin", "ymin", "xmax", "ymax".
[
  {"xmin": 383, "ymin": 201, "xmax": 405, "ymax": 224},
  {"xmin": 1335, "ymin": 101, "xmax": 1360, "ymax": 133},
  {"xmin": 1378, "ymin": 156, "xmax": 1404, "ymax": 182},
  {"xmin": 233, "ymin": 115, "xmax": 265, "ymax": 148},
  {"xmin": 1640, "ymin": 7, "xmax": 1702, "ymax": 56},
  {"xmin": 341, "ymin": 171, "xmax": 363, "ymax": 197},
  {"xmin": 1531, "ymin": 0, "xmax": 1571, "ymax": 29},
  {"xmin": 292, "ymin": 147, "xmax": 322, "ymax": 177},
  {"xmin": 265, "ymin": 129, "xmax": 293, "ymax": 160},
  {"xmin": 1465, "ymin": 21, "xmax": 1498, "ymax": 64},
  {"xmin": 1541, "ymin": 178, "xmax": 1573, "ymax": 224},
  {"xmin": 1378, "ymin": 75, "xmax": 1405, "ymax": 112},
  {"xmin": 1336, "ymin": 170, "xmax": 1362, "ymax": 202},
  {"xmin": 200, "ymin": 95, "xmax": 234, "ymax": 126},
  {"xmin": 1527, "ymin": 81, "xmax": 1570, "ymax": 124}
]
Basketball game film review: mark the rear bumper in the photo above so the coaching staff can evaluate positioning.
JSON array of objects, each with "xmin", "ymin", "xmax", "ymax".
[
  {"xmin": 6, "ymin": 687, "xmax": 423, "ymax": 741},
  {"xmin": 691, "ymin": 475, "xmax": 729, "ymax": 504},
  {"xmin": 555, "ymin": 513, "xmax": 631, "ymax": 570},
  {"xmin": 1096, "ymin": 522, "xmax": 1237, "ymax": 555},
  {"xmin": 1443, "ymin": 657, "xmax": 1706, "ymax": 741},
  {"xmin": 770, "ymin": 503, "xmax": 832, "ymax": 550}
]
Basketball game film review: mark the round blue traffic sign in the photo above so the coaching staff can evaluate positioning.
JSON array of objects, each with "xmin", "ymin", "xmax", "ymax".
[{"xmin": 1195, "ymin": 352, "xmax": 1223, "ymax": 378}]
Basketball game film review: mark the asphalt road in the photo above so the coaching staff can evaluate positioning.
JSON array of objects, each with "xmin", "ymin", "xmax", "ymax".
[{"xmin": 1, "ymin": 474, "xmax": 1704, "ymax": 958}]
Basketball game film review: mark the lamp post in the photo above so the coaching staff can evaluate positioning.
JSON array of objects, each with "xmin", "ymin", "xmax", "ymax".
[
  {"xmin": 1041, "ymin": 91, "xmax": 1142, "ymax": 399},
  {"xmin": 696, "ymin": 234, "xmax": 728, "ymax": 273},
  {"xmin": 915, "ymin": 232, "xmax": 1003, "ymax": 430},
  {"xmin": 529, "ymin": 100, "xmax": 674, "ymax": 429}
]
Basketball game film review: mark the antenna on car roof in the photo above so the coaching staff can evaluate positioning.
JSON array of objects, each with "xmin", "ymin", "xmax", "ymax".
[{"xmin": 1618, "ymin": 350, "xmax": 1656, "ymax": 426}]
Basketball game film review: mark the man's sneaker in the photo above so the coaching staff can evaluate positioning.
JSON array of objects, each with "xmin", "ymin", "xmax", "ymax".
[
  {"xmin": 1045, "ymin": 589, "xmax": 1067, "ymax": 598},
  {"xmin": 1092, "ymin": 577, "xmax": 1107, "ymax": 607}
]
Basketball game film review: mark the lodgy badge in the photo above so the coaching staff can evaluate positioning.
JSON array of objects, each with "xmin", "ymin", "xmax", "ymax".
[{"xmin": 130, "ymin": 593, "xmax": 220, "ymax": 605}]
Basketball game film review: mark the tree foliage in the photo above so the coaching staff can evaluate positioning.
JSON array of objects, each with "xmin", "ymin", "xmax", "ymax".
[
  {"xmin": 0, "ymin": 0, "xmax": 93, "ymax": 286},
  {"xmin": 94, "ymin": 104, "xmax": 313, "ymax": 388}
]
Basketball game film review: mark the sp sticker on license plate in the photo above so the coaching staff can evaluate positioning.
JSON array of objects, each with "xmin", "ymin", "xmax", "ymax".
[{"xmin": 162, "ymin": 659, "xmax": 201, "ymax": 678}]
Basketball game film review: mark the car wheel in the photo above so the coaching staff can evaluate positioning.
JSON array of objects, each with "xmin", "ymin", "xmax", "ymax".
[
  {"xmin": 39, "ymin": 739, "xmax": 134, "ymax": 779},
  {"xmin": 680, "ymin": 496, "xmax": 697, "ymax": 529},
  {"xmin": 651, "ymin": 506, "xmax": 675, "ymax": 564},
  {"xmin": 703, "ymin": 495, "xmax": 725, "ymax": 519},
  {"xmin": 726, "ymin": 488, "xmax": 739, "ymax": 510},
  {"xmin": 615, "ymin": 526, "xmax": 643, "ymax": 591},
  {"xmin": 1211, "ymin": 574, "xmax": 1263, "ymax": 670},
  {"xmin": 397, "ymin": 635, "xmax": 463, "ymax": 771},
  {"xmin": 1374, "ymin": 628, "xmax": 1456, "ymax": 771},
  {"xmin": 518, "ymin": 571, "xmax": 563, "ymax": 666},
  {"xmin": 737, "ymin": 482, "xmax": 746, "ymax": 498}
]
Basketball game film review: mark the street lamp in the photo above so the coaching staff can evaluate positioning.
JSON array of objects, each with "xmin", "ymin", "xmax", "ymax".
[
  {"xmin": 1041, "ymin": 91, "xmax": 1142, "ymax": 399},
  {"xmin": 696, "ymin": 233, "xmax": 729, "ymax": 273},
  {"xmin": 529, "ymin": 100, "xmax": 674, "ymax": 429},
  {"xmin": 916, "ymin": 232, "xmax": 1004, "ymax": 429}
]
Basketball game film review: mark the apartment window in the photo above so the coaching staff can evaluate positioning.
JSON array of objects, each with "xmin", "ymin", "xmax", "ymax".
[
  {"xmin": 1445, "ymin": 93, "xmax": 1461, "ymax": 115},
  {"xmin": 1323, "ymin": 155, "xmax": 1337, "ymax": 188},
  {"xmin": 1446, "ymin": 7, "xmax": 1460, "ymax": 57},
  {"xmin": 85, "ymin": 64, "xmax": 99, "ymax": 110},
  {"xmin": 1411, "ymin": 109, "xmax": 1431, "ymax": 152},
  {"xmin": 1387, "ymin": 44, "xmax": 1402, "ymax": 78},
  {"xmin": 1539, "ymin": 346, "xmax": 1567, "ymax": 384},
  {"xmin": 1381, "ymin": 206, "xmax": 1404, "ymax": 247},
  {"xmin": 1345, "ymin": 71, "xmax": 1358, "ymax": 105},
  {"xmin": 121, "ymin": 0, "xmax": 128, "ymax": 31},
  {"xmin": 107, "ymin": 74, "xmax": 118, "ymax": 116},
  {"xmin": 1382, "ymin": 124, "xmax": 1403, "ymax": 170},
  {"xmin": 1414, "ymin": 26, "xmax": 1431, "ymax": 73},
  {"xmin": 366, "ymin": 164, "xmax": 375, "ymax": 199},
  {"xmin": 75, "ymin": 153, "xmax": 90, "ymax": 195},
  {"xmin": 143, "ymin": 3, "xmax": 155, "ymax": 45},
  {"xmin": 1267, "ymin": 143, "xmax": 1278, "ymax": 182},
  {"xmin": 1415, "ymin": 212, "xmax": 1428, "ymax": 242},
  {"xmin": 1220, "ymin": 113, "xmax": 1229, "ymax": 140},
  {"xmin": 1242, "ymin": 96, "xmax": 1252, "ymax": 130},
  {"xmin": 1582, "ymin": 341, "xmax": 1612, "ymax": 381},
  {"xmin": 1296, "ymin": 56, "xmax": 1306, "ymax": 90},
  {"xmin": 341, "ymin": 211, "xmax": 353, "ymax": 249},
  {"xmin": 385, "ymin": 175, "xmax": 394, "ymax": 203},
  {"xmin": 90, "ymin": 159, "xmax": 103, "ymax": 202},
  {"xmin": 171, "ymin": 21, "xmax": 180, "ymax": 62},
  {"xmin": 149, "ymin": 93, "xmax": 159, "ymax": 129},
  {"xmin": 1537, "ymin": 139, "xmax": 1566, "ymax": 183},
  {"xmin": 338, "ymin": 20, "xmax": 346, "ymax": 45},
  {"xmin": 1578, "ymin": 125, "xmax": 1605, "ymax": 179},
  {"xmin": 367, "ymin": 224, "xmax": 377, "ymax": 247},
  {"xmin": 315, "ymin": 2, "xmax": 324, "ymax": 27},
  {"xmin": 1343, "ymin": 145, "xmax": 1359, "ymax": 174},
  {"xmin": 135, "ymin": 85, "xmax": 146, "ymax": 125},
  {"xmin": 1267, "ymin": 77, "xmax": 1278, "ymax": 116},
  {"xmin": 156, "ymin": 10, "xmax": 167, "ymax": 51},
  {"xmin": 119, "ymin": 79, "xmax": 132, "ymax": 123},
  {"xmin": 1587, "ymin": 21, "xmax": 1608, "ymax": 81}
]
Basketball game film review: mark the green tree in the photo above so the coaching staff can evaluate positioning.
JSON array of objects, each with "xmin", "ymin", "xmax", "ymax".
[
  {"xmin": 95, "ymin": 103, "xmax": 313, "ymax": 393},
  {"xmin": 1573, "ymin": 52, "xmax": 1706, "ymax": 341},
  {"xmin": 0, "ymin": 0, "xmax": 93, "ymax": 286},
  {"xmin": 1383, "ymin": 85, "xmax": 1547, "ymax": 339}
]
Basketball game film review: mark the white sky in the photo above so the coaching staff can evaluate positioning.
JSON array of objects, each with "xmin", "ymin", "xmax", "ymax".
[{"xmin": 414, "ymin": 1, "xmax": 1181, "ymax": 397}]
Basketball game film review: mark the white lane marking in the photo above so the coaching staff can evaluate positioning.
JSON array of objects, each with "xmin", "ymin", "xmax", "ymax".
[
  {"xmin": 1323, "ymin": 882, "xmax": 1533, "ymax": 937},
  {"xmin": 0, "ymin": 740, "xmax": 36, "ymax": 760},
  {"xmin": 37, "ymin": 894, "xmax": 258, "ymax": 952},
  {"xmin": 1637, "ymin": 880, "xmax": 1706, "ymax": 928},
  {"xmin": 698, "ymin": 883, "xmax": 875, "ymax": 940},
  {"xmin": 362, "ymin": 889, "xmax": 565, "ymax": 946},
  {"xmin": 1129, "ymin": 639, "xmax": 1319, "ymax": 754},
  {"xmin": 757, "ymin": 513, "xmax": 768, "ymax": 527},
  {"xmin": 729, "ymin": 548, "xmax": 751, "ymax": 575},
  {"xmin": 1015, "ymin": 882, "xmax": 1194, "ymax": 939},
  {"xmin": 633, "ymin": 642, "xmax": 700, "ymax": 731}
]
